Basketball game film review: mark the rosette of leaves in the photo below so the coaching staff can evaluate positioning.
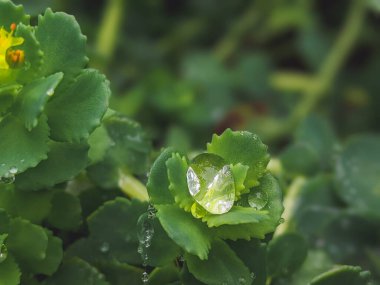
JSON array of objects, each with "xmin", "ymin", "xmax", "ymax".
[
  {"xmin": 147, "ymin": 128, "xmax": 284, "ymax": 284},
  {"xmin": 0, "ymin": 0, "xmax": 111, "ymax": 188}
]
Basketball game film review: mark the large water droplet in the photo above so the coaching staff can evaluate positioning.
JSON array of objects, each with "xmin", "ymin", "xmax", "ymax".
[
  {"xmin": 142, "ymin": 271, "xmax": 149, "ymax": 283},
  {"xmin": 248, "ymin": 189, "xmax": 268, "ymax": 210},
  {"xmin": 99, "ymin": 242, "xmax": 110, "ymax": 253},
  {"xmin": 186, "ymin": 153, "xmax": 235, "ymax": 215},
  {"xmin": 0, "ymin": 244, "xmax": 7, "ymax": 263}
]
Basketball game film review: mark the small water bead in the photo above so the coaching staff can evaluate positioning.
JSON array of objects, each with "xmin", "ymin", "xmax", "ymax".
[
  {"xmin": 0, "ymin": 167, "xmax": 18, "ymax": 184},
  {"xmin": 0, "ymin": 244, "xmax": 8, "ymax": 263},
  {"xmin": 137, "ymin": 213, "xmax": 155, "ymax": 246},
  {"xmin": 238, "ymin": 277, "xmax": 247, "ymax": 284},
  {"xmin": 147, "ymin": 204, "xmax": 157, "ymax": 219},
  {"xmin": 248, "ymin": 190, "xmax": 268, "ymax": 210},
  {"xmin": 186, "ymin": 153, "xmax": 235, "ymax": 215},
  {"xmin": 141, "ymin": 271, "xmax": 149, "ymax": 283},
  {"xmin": 250, "ymin": 272, "xmax": 256, "ymax": 280},
  {"xmin": 99, "ymin": 242, "xmax": 110, "ymax": 253}
]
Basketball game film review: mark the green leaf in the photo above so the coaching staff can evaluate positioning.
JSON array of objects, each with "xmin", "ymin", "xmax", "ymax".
[
  {"xmin": 24, "ymin": 229, "xmax": 63, "ymax": 275},
  {"xmin": 207, "ymin": 129, "xmax": 270, "ymax": 188},
  {"xmin": 14, "ymin": 23, "xmax": 43, "ymax": 82},
  {"xmin": 147, "ymin": 148, "xmax": 176, "ymax": 205},
  {"xmin": 166, "ymin": 153, "xmax": 193, "ymax": 211},
  {"xmin": 46, "ymin": 69, "xmax": 110, "ymax": 142},
  {"xmin": 213, "ymin": 173, "xmax": 283, "ymax": 240},
  {"xmin": 0, "ymin": 1, "xmax": 29, "ymax": 28},
  {"xmin": 43, "ymin": 258, "xmax": 110, "ymax": 285},
  {"xmin": 0, "ymin": 185, "xmax": 52, "ymax": 223},
  {"xmin": 6, "ymin": 217, "xmax": 48, "ymax": 267},
  {"xmin": 335, "ymin": 135, "xmax": 380, "ymax": 217},
  {"xmin": 15, "ymin": 72, "xmax": 63, "ymax": 130},
  {"xmin": 98, "ymin": 262, "xmax": 143, "ymax": 285},
  {"xmin": 202, "ymin": 206, "xmax": 268, "ymax": 227},
  {"xmin": 35, "ymin": 8, "xmax": 88, "ymax": 78},
  {"xmin": 156, "ymin": 205, "xmax": 212, "ymax": 260},
  {"xmin": 230, "ymin": 163, "xmax": 249, "ymax": 199},
  {"xmin": 186, "ymin": 239, "xmax": 252, "ymax": 285},
  {"xmin": 0, "ymin": 84, "xmax": 21, "ymax": 114},
  {"xmin": 15, "ymin": 142, "xmax": 89, "ymax": 191},
  {"xmin": 0, "ymin": 114, "xmax": 49, "ymax": 178},
  {"xmin": 148, "ymin": 265, "xmax": 180, "ymax": 285},
  {"xmin": 267, "ymin": 233, "xmax": 308, "ymax": 278},
  {"xmin": 88, "ymin": 125, "xmax": 113, "ymax": 164},
  {"xmin": 228, "ymin": 239, "xmax": 267, "ymax": 285},
  {"xmin": 310, "ymin": 266, "xmax": 371, "ymax": 285},
  {"xmin": 104, "ymin": 114, "xmax": 152, "ymax": 175},
  {"xmin": 47, "ymin": 191, "xmax": 82, "ymax": 231},
  {"xmin": 0, "ymin": 255, "xmax": 21, "ymax": 285}
]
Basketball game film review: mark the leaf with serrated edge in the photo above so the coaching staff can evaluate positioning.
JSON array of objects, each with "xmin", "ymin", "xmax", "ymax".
[
  {"xmin": 166, "ymin": 153, "xmax": 193, "ymax": 211},
  {"xmin": 0, "ymin": 255, "xmax": 21, "ymax": 285},
  {"xmin": 230, "ymin": 163, "xmax": 249, "ymax": 200},
  {"xmin": 186, "ymin": 239, "xmax": 252, "ymax": 285},
  {"xmin": 156, "ymin": 205, "xmax": 212, "ymax": 260},
  {"xmin": 207, "ymin": 129, "xmax": 270, "ymax": 188},
  {"xmin": 46, "ymin": 69, "xmax": 110, "ymax": 142}
]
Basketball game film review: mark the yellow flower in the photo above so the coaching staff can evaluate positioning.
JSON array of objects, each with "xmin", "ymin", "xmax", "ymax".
[{"xmin": 0, "ymin": 23, "xmax": 24, "ymax": 70}]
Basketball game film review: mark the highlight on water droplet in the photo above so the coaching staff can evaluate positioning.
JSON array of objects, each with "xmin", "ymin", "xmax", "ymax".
[
  {"xmin": 142, "ymin": 271, "xmax": 149, "ymax": 283},
  {"xmin": 248, "ymin": 189, "xmax": 268, "ymax": 210},
  {"xmin": 99, "ymin": 242, "xmax": 110, "ymax": 253},
  {"xmin": 137, "ymin": 213, "xmax": 154, "ymax": 246},
  {"xmin": 0, "ymin": 235, "xmax": 8, "ymax": 263},
  {"xmin": 186, "ymin": 153, "xmax": 235, "ymax": 215}
]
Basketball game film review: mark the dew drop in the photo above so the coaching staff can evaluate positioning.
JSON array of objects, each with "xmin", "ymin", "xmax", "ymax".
[
  {"xmin": 47, "ymin": 88, "xmax": 54, "ymax": 96},
  {"xmin": 250, "ymin": 272, "xmax": 256, "ymax": 280},
  {"xmin": 99, "ymin": 242, "xmax": 110, "ymax": 253},
  {"xmin": 142, "ymin": 271, "xmax": 149, "ymax": 283},
  {"xmin": 0, "ymin": 244, "xmax": 7, "ymax": 263},
  {"xmin": 248, "ymin": 189, "xmax": 268, "ymax": 210},
  {"xmin": 187, "ymin": 153, "xmax": 235, "ymax": 215},
  {"xmin": 137, "ymin": 213, "xmax": 154, "ymax": 246},
  {"xmin": 238, "ymin": 277, "xmax": 247, "ymax": 284}
]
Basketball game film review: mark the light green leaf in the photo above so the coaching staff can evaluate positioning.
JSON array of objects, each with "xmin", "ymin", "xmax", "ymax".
[
  {"xmin": 156, "ymin": 205, "xmax": 212, "ymax": 260},
  {"xmin": 207, "ymin": 129, "xmax": 270, "ymax": 188},
  {"xmin": 166, "ymin": 153, "xmax": 193, "ymax": 211},
  {"xmin": 15, "ymin": 72, "xmax": 63, "ymax": 130},
  {"xmin": 15, "ymin": 142, "xmax": 89, "ymax": 191},
  {"xmin": 147, "ymin": 148, "xmax": 176, "ymax": 205},
  {"xmin": 148, "ymin": 265, "xmax": 180, "ymax": 285},
  {"xmin": 0, "ymin": 114, "xmax": 49, "ymax": 178},
  {"xmin": 35, "ymin": 8, "xmax": 87, "ymax": 78},
  {"xmin": 202, "ymin": 206, "xmax": 268, "ymax": 227},
  {"xmin": 46, "ymin": 69, "xmax": 110, "ymax": 142},
  {"xmin": 186, "ymin": 239, "xmax": 252, "ymax": 285},
  {"xmin": 0, "ymin": 255, "xmax": 21, "ymax": 285},
  {"xmin": 230, "ymin": 163, "xmax": 249, "ymax": 199}
]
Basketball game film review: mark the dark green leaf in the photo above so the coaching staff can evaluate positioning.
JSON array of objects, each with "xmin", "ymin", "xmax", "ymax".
[{"xmin": 310, "ymin": 266, "xmax": 371, "ymax": 285}]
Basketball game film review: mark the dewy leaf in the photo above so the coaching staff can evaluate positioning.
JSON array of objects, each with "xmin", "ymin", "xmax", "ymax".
[
  {"xmin": 207, "ymin": 129, "xmax": 270, "ymax": 188},
  {"xmin": 0, "ymin": 114, "xmax": 49, "ymax": 178},
  {"xmin": 43, "ymin": 257, "xmax": 110, "ymax": 285},
  {"xmin": 186, "ymin": 239, "xmax": 252, "ymax": 285},
  {"xmin": 35, "ymin": 8, "xmax": 88, "ymax": 78},
  {"xmin": 0, "ymin": 1, "xmax": 30, "ymax": 28},
  {"xmin": 0, "ymin": 255, "xmax": 21, "ymax": 285},
  {"xmin": 166, "ymin": 153, "xmax": 193, "ymax": 211},
  {"xmin": 6, "ymin": 217, "xmax": 48, "ymax": 266},
  {"xmin": 156, "ymin": 205, "xmax": 212, "ymax": 260},
  {"xmin": 335, "ymin": 135, "xmax": 380, "ymax": 217},
  {"xmin": 267, "ymin": 233, "xmax": 308, "ymax": 278},
  {"xmin": 213, "ymin": 173, "xmax": 283, "ymax": 240},
  {"xmin": 15, "ymin": 141, "xmax": 89, "ymax": 191},
  {"xmin": 147, "ymin": 148, "xmax": 176, "ymax": 205},
  {"xmin": 202, "ymin": 206, "xmax": 268, "ymax": 227},
  {"xmin": 15, "ymin": 72, "xmax": 63, "ymax": 130},
  {"xmin": 230, "ymin": 163, "xmax": 249, "ymax": 199},
  {"xmin": 46, "ymin": 69, "xmax": 110, "ymax": 142},
  {"xmin": 310, "ymin": 265, "xmax": 371, "ymax": 285}
]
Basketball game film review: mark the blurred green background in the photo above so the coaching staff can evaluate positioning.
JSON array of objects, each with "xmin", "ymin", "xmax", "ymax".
[{"xmin": 14, "ymin": 0, "xmax": 380, "ymax": 149}]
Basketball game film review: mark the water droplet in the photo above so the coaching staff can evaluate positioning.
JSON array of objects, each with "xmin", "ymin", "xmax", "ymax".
[
  {"xmin": 250, "ymin": 272, "xmax": 256, "ymax": 280},
  {"xmin": 47, "ymin": 88, "xmax": 54, "ymax": 96},
  {"xmin": 137, "ymin": 213, "xmax": 154, "ymax": 247},
  {"xmin": 238, "ymin": 277, "xmax": 247, "ymax": 284},
  {"xmin": 99, "ymin": 242, "xmax": 110, "ymax": 253},
  {"xmin": 187, "ymin": 153, "xmax": 235, "ymax": 215},
  {"xmin": 147, "ymin": 204, "xmax": 157, "ymax": 219},
  {"xmin": 142, "ymin": 271, "xmax": 149, "ymax": 283},
  {"xmin": 178, "ymin": 255, "xmax": 185, "ymax": 262},
  {"xmin": 0, "ymin": 244, "xmax": 8, "ymax": 263},
  {"xmin": 9, "ymin": 167, "xmax": 18, "ymax": 174},
  {"xmin": 248, "ymin": 189, "xmax": 268, "ymax": 210}
]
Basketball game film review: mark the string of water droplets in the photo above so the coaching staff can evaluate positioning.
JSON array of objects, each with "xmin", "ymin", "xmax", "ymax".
[{"xmin": 137, "ymin": 203, "xmax": 157, "ymax": 284}]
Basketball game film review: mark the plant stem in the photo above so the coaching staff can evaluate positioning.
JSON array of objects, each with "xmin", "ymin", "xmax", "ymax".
[
  {"xmin": 93, "ymin": 0, "xmax": 125, "ymax": 71},
  {"xmin": 265, "ymin": 0, "xmax": 367, "ymax": 141},
  {"xmin": 118, "ymin": 170, "xmax": 149, "ymax": 202}
]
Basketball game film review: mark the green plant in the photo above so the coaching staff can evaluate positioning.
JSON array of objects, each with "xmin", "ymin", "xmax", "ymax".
[{"xmin": 0, "ymin": 1, "xmax": 379, "ymax": 285}]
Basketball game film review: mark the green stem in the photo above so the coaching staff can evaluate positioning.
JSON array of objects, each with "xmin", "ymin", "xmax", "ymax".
[
  {"xmin": 266, "ymin": 0, "xmax": 367, "ymax": 141},
  {"xmin": 93, "ymin": 0, "xmax": 125, "ymax": 71},
  {"xmin": 118, "ymin": 170, "xmax": 149, "ymax": 202}
]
